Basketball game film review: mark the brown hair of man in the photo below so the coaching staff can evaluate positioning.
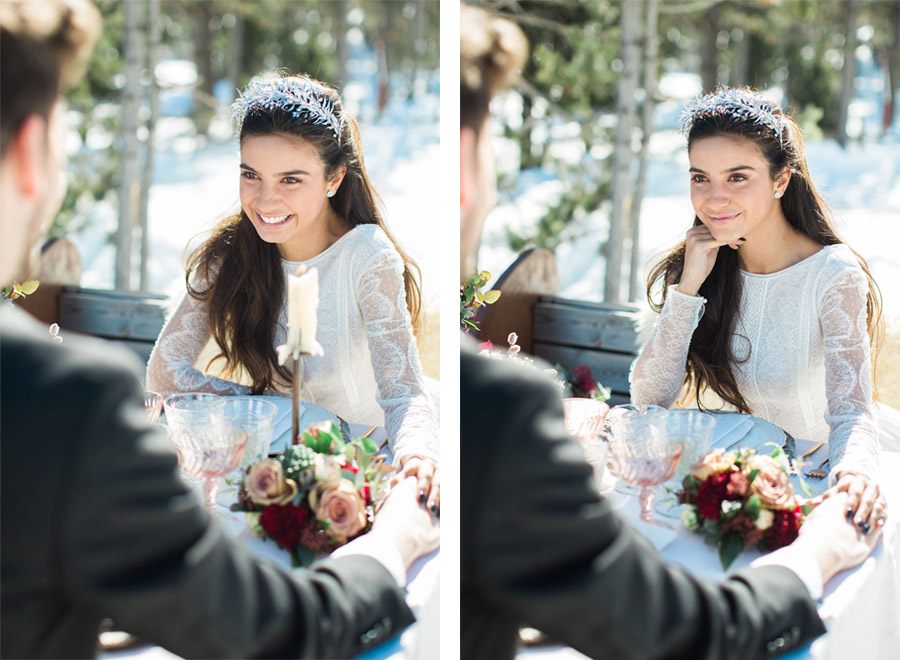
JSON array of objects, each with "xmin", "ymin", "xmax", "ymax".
[
  {"xmin": 460, "ymin": 4, "xmax": 528, "ymax": 133},
  {"xmin": 0, "ymin": 0, "xmax": 100, "ymax": 156}
]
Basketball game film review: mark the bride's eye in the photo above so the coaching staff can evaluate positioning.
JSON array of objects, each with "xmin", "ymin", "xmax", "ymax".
[
  {"xmin": 730, "ymin": 174, "xmax": 747, "ymax": 182},
  {"xmin": 240, "ymin": 171, "xmax": 258, "ymax": 181},
  {"xmin": 690, "ymin": 174, "xmax": 707, "ymax": 184},
  {"xmin": 282, "ymin": 177, "xmax": 302, "ymax": 185}
]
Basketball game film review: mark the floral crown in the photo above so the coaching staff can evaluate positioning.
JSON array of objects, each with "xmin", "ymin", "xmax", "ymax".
[
  {"xmin": 232, "ymin": 77, "xmax": 345, "ymax": 141},
  {"xmin": 680, "ymin": 87, "xmax": 787, "ymax": 139}
]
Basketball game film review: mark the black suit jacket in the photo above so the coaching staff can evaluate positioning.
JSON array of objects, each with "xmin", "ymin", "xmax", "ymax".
[
  {"xmin": 0, "ymin": 307, "xmax": 414, "ymax": 659},
  {"xmin": 461, "ymin": 338, "xmax": 826, "ymax": 659}
]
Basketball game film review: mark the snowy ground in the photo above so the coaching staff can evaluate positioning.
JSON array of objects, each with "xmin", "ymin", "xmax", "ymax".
[{"xmin": 72, "ymin": 74, "xmax": 441, "ymax": 314}]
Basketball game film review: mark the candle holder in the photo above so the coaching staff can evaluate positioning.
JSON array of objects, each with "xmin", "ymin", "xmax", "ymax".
[{"xmin": 291, "ymin": 351, "xmax": 311, "ymax": 445}]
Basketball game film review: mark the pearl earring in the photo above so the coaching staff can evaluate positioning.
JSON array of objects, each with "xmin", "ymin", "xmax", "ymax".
[
  {"xmin": 774, "ymin": 191, "xmax": 783, "ymax": 199},
  {"xmin": 326, "ymin": 190, "xmax": 335, "ymax": 198}
]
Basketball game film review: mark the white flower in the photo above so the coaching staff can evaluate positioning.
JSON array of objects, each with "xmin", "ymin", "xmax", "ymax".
[{"xmin": 755, "ymin": 509, "xmax": 775, "ymax": 530}]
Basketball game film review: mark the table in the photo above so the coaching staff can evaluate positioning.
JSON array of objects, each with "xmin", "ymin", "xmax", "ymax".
[
  {"xmin": 519, "ymin": 413, "xmax": 900, "ymax": 659},
  {"xmin": 102, "ymin": 398, "xmax": 437, "ymax": 660}
]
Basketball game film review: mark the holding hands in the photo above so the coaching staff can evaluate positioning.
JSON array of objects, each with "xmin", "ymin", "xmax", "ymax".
[
  {"xmin": 395, "ymin": 456, "xmax": 440, "ymax": 516},
  {"xmin": 823, "ymin": 472, "xmax": 888, "ymax": 535}
]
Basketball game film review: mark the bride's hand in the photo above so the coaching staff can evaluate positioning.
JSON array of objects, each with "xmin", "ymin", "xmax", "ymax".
[
  {"xmin": 677, "ymin": 224, "xmax": 745, "ymax": 296},
  {"xmin": 822, "ymin": 471, "xmax": 887, "ymax": 533},
  {"xmin": 394, "ymin": 456, "xmax": 440, "ymax": 516}
]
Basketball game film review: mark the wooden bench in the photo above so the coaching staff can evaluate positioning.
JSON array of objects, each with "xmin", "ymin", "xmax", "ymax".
[
  {"xmin": 533, "ymin": 295, "xmax": 644, "ymax": 406},
  {"xmin": 57, "ymin": 287, "xmax": 169, "ymax": 365}
]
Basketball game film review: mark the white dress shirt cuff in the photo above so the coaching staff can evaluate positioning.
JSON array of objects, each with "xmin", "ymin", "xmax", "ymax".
[
  {"xmin": 331, "ymin": 532, "xmax": 407, "ymax": 587},
  {"xmin": 752, "ymin": 546, "xmax": 824, "ymax": 601}
]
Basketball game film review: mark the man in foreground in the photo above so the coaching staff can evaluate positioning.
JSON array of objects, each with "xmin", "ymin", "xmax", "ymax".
[
  {"xmin": 459, "ymin": 5, "xmax": 881, "ymax": 659},
  {"xmin": 0, "ymin": 2, "xmax": 438, "ymax": 657}
]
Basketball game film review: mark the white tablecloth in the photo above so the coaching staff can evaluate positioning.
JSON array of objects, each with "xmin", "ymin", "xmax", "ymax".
[
  {"xmin": 102, "ymin": 399, "xmax": 435, "ymax": 660},
  {"xmin": 519, "ymin": 413, "xmax": 900, "ymax": 659}
]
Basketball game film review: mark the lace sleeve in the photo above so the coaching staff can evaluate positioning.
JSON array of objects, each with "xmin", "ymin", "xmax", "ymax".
[
  {"xmin": 146, "ymin": 290, "xmax": 252, "ymax": 397},
  {"xmin": 820, "ymin": 267, "xmax": 879, "ymax": 482},
  {"xmin": 629, "ymin": 285, "xmax": 706, "ymax": 407},
  {"xmin": 357, "ymin": 249, "xmax": 438, "ymax": 466}
]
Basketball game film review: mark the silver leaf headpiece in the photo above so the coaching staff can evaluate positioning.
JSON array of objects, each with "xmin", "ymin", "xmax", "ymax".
[
  {"xmin": 680, "ymin": 88, "xmax": 786, "ymax": 139},
  {"xmin": 232, "ymin": 78, "xmax": 345, "ymax": 141}
]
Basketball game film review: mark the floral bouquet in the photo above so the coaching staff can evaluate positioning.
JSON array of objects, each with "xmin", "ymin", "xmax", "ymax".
[
  {"xmin": 233, "ymin": 421, "xmax": 393, "ymax": 567},
  {"xmin": 560, "ymin": 364, "xmax": 611, "ymax": 402},
  {"xmin": 460, "ymin": 270, "xmax": 501, "ymax": 332},
  {"xmin": 677, "ymin": 446, "xmax": 811, "ymax": 569}
]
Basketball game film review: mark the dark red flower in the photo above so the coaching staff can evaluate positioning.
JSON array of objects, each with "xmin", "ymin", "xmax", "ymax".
[
  {"xmin": 764, "ymin": 506, "xmax": 802, "ymax": 549},
  {"xmin": 298, "ymin": 506, "xmax": 340, "ymax": 554},
  {"xmin": 720, "ymin": 513, "xmax": 764, "ymax": 546},
  {"xmin": 573, "ymin": 364, "xmax": 597, "ymax": 395},
  {"xmin": 259, "ymin": 503, "xmax": 310, "ymax": 550},
  {"xmin": 725, "ymin": 471, "xmax": 750, "ymax": 500},
  {"xmin": 695, "ymin": 472, "xmax": 730, "ymax": 520}
]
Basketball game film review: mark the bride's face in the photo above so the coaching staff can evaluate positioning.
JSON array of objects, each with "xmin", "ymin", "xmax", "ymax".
[
  {"xmin": 688, "ymin": 134, "xmax": 785, "ymax": 243},
  {"xmin": 239, "ymin": 134, "xmax": 339, "ymax": 257}
]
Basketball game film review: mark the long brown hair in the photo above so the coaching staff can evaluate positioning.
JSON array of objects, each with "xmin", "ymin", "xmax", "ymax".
[
  {"xmin": 646, "ymin": 88, "xmax": 883, "ymax": 412},
  {"xmin": 187, "ymin": 74, "xmax": 422, "ymax": 394}
]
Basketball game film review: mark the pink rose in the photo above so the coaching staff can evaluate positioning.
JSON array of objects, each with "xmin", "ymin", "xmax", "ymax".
[
  {"xmin": 313, "ymin": 479, "xmax": 368, "ymax": 543},
  {"xmin": 748, "ymin": 455, "xmax": 796, "ymax": 510},
  {"xmin": 693, "ymin": 448, "xmax": 736, "ymax": 482},
  {"xmin": 244, "ymin": 459, "xmax": 297, "ymax": 506}
]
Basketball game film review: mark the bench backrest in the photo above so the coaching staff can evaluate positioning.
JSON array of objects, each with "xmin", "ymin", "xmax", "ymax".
[
  {"xmin": 57, "ymin": 287, "xmax": 169, "ymax": 365},
  {"xmin": 533, "ymin": 295, "xmax": 644, "ymax": 406}
]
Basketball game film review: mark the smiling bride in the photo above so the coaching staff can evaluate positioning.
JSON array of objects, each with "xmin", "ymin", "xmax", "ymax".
[{"xmin": 146, "ymin": 75, "xmax": 439, "ymax": 509}]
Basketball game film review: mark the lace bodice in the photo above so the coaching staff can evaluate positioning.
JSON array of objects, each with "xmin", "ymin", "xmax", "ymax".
[
  {"xmin": 146, "ymin": 224, "xmax": 438, "ymax": 465},
  {"xmin": 630, "ymin": 244, "xmax": 879, "ymax": 481}
]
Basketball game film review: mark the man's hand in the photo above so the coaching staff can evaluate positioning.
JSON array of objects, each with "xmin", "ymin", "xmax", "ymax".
[
  {"xmin": 373, "ymin": 477, "xmax": 440, "ymax": 570},
  {"xmin": 796, "ymin": 492, "xmax": 881, "ymax": 584}
]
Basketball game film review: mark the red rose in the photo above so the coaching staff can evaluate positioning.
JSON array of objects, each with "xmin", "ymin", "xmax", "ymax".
[
  {"xmin": 764, "ymin": 506, "xmax": 802, "ymax": 549},
  {"xmin": 298, "ymin": 504, "xmax": 340, "ymax": 554},
  {"xmin": 695, "ymin": 472, "xmax": 730, "ymax": 520},
  {"xmin": 259, "ymin": 503, "xmax": 310, "ymax": 550},
  {"xmin": 573, "ymin": 365, "xmax": 597, "ymax": 395},
  {"xmin": 725, "ymin": 471, "xmax": 750, "ymax": 500}
]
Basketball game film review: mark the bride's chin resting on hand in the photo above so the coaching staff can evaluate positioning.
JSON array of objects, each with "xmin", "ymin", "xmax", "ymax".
[{"xmin": 821, "ymin": 471, "xmax": 888, "ymax": 534}]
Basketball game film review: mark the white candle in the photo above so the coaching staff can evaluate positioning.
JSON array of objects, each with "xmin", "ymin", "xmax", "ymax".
[{"xmin": 282, "ymin": 265, "xmax": 324, "ymax": 361}]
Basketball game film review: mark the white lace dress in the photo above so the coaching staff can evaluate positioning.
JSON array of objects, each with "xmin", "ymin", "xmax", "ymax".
[
  {"xmin": 146, "ymin": 224, "xmax": 438, "ymax": 465},
  {"xmin": 630, "ymin": 243, "xmax": 900, "ymax": 483}
]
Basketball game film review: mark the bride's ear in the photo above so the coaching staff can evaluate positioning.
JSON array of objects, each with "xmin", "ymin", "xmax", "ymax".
[
  {"xmin": 328, "ymin": 164, "xmax": 347, "ymax": 192},
  {"xmin": 774, "ymin": 168, "xmax": 791, "ymax": 196}
]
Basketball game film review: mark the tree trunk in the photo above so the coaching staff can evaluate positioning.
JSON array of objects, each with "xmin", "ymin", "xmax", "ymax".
[
  {"xmin": 330, "ymin": 0, "xmax": 349, "ymax": 90},
  {"xmin": 699, "ymin": 2, "xmax": 722, "ymax": 93},
  {"xmin": 519, "ymin": 93, "xmax": 537, "ymax": 170},
  {"xmin": 732, "ymin": 26, "xmax": 749, "ymax": 87},
  {"xmin": 606, "ymin": 0, "xmax": 641, "ymax": 304},
  {"xmin": 116, "ymin": 0, "xmax": 144, "ymax": 290},
  {"xmin": 836, "ymin": 0, "xmax": 860, "ymax": 147},
  {"xmin": 192, "ymin": 1, "xmax": 215, "ymax": 136},
  {"xmin": 887, "ymin": 0, "xmax": 900, "ymax": 136},
  {"xmin": 629, "ymin": 0, "xmax": 659, "ymax": 303},
  {"xmin": 229, "ymin": 5, "xmax": 245, "ymax": 96},
  {"xmin": 139, "ymin": 0, "xmax": 161, "ymax": 292}
]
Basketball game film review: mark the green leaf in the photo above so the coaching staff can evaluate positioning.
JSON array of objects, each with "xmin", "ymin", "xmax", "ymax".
[
  {"xmin": 483, "ymin": 289, "xmax": 502, "ymax": 304},
  {"xmin": 360, "ymin": 437, "xmax": 378, "ymax": 455},
  {"xmin": 744, "ymin": 493, "xmax": 762, "ymax": 518},
  {"xmin": 18, "ymin": 280, "xmax": 40, "ymax": 295},
  {"xmin": 719, "ymin": 532, "xmax": 745, "ymax": 570},
  {"xmin": 747, "ymin": 468, "xmax": 760, "ymax": 484}
]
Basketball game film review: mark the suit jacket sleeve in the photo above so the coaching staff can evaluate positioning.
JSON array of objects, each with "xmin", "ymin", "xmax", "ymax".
[
  {"xmin": 58, "ymin": 347, "xmax": 414, "ymax": 658},
  {"xmin": 463, "ymin": 346, "xmax": 825, "ymax": 660}
]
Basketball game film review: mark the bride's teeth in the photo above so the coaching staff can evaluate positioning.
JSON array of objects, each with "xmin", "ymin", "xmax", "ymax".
[{"xmin": 260, "ymin": 214, "xmax": 289, "ymax": 224}]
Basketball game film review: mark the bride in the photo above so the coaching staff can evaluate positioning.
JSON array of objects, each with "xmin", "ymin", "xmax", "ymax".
[
  {"xmin": 147, "ymin": 74, "xmax": 439, "ymax": 509},
  {"xmin": 630, "ymin": 87, "xmax": 894, "ymax": 533}
]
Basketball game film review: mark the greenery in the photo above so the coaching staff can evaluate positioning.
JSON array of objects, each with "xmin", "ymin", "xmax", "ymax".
[{"xmin": 460, "ymin": 271, "xmax": 501, "ymax": 333}]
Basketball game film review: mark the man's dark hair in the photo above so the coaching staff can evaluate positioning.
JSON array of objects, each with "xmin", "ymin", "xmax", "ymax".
[
  {"xmin": 460, "ymin": 5, "xmax": 527, "ymax": 133},
  {"xmin": 0, "ymin": 0, "xmax": 100, "ymax": 155}
]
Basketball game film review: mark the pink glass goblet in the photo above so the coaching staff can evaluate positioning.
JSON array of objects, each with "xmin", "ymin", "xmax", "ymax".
[
  {"xmin": 610, "ymin": 435, "xmax": 683, "ymax": 528},
  {"xmin": 144, "ymin": 390, "xmax": 163, "ymax": 424}
]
